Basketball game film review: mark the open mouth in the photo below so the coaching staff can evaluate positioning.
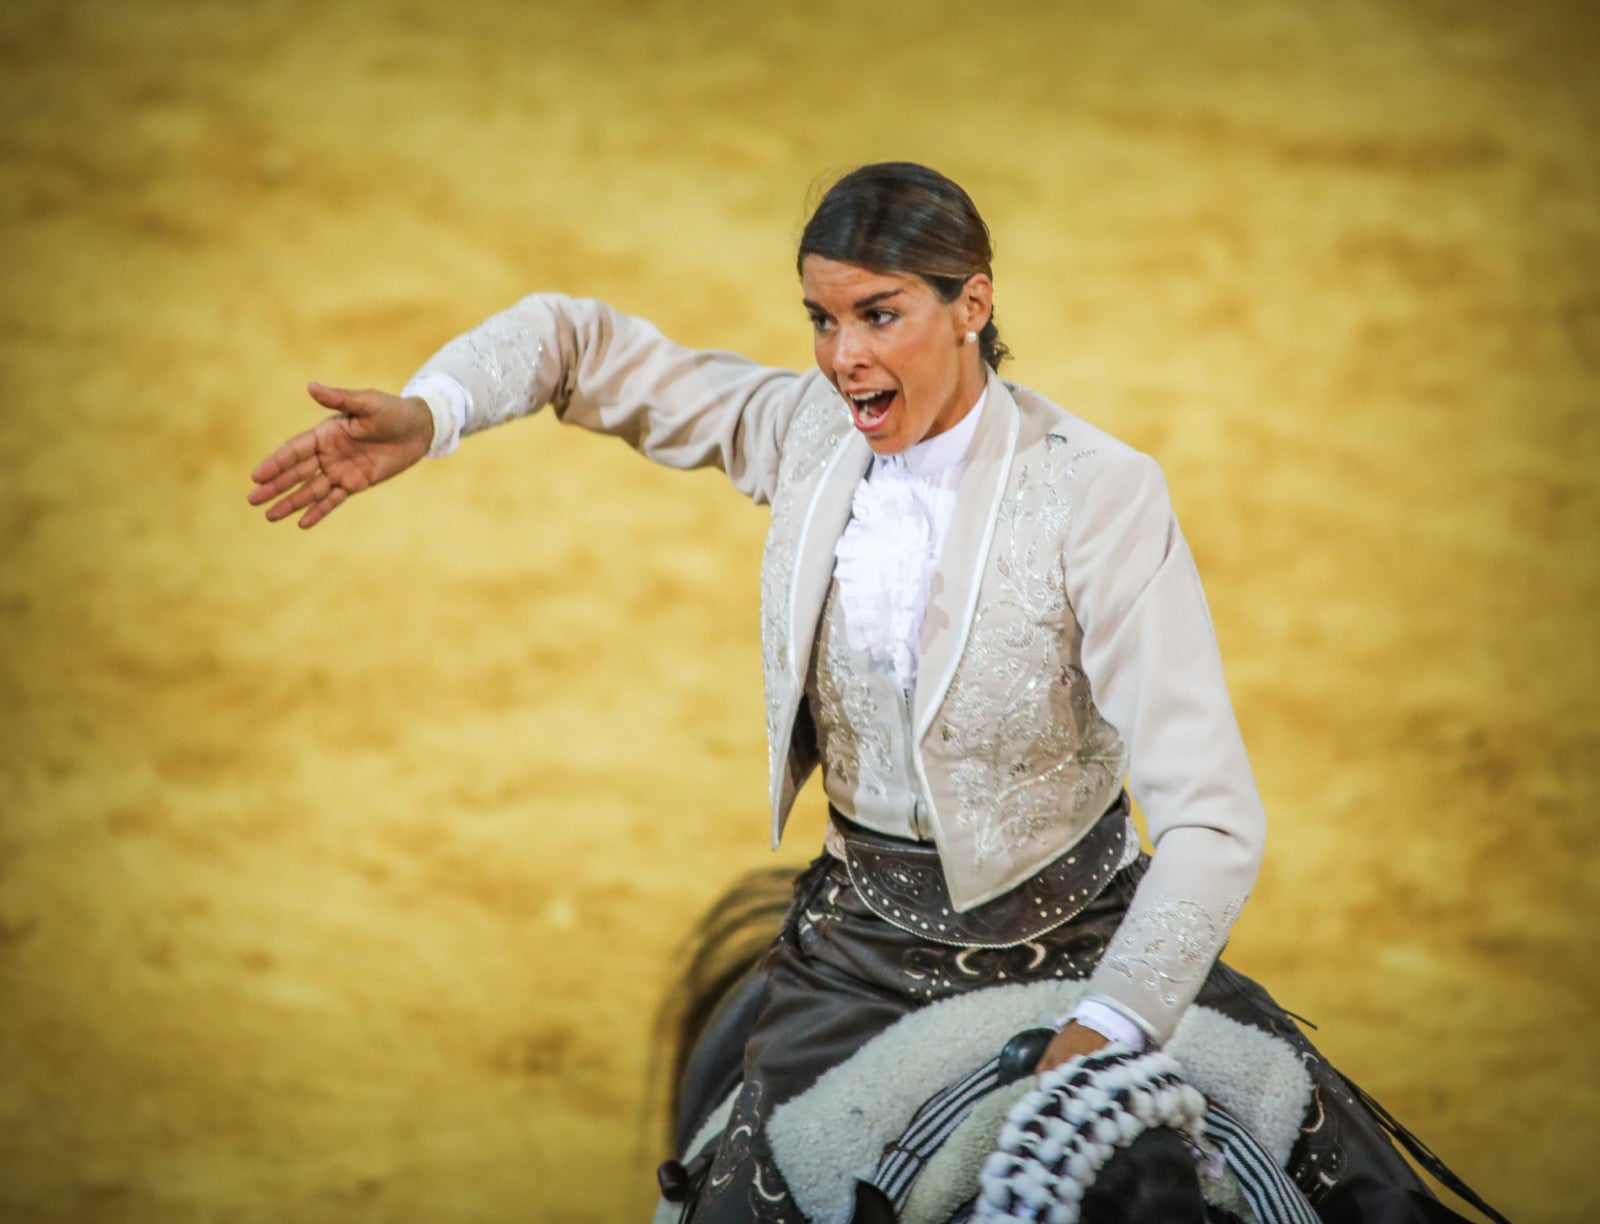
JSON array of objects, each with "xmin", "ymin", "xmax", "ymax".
[{"xmin": 847, "ymin": 389, "xmax": 896, "ymax": 432}]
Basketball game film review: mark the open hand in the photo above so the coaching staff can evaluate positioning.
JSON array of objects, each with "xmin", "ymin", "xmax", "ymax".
[{"xmin": 248, "ymin": 382, "xmax": 434, "ymax": 528}]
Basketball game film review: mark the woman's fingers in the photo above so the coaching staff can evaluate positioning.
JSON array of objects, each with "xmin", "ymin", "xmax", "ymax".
[
  {"xmin": 298, "ymin": 485, "xmax": 348, "ymax": 529},
  {"xmin": 247, "ymin": 451, "xmax": 321, "ymax": 505},
  {"xmin": 306, "ymin": 380, "xmax": 351, "ymax": 410},
  {"xmin": 262, "ymin": 475, "xmax": 325, "ymax": 522},
  {"xmin": 249, "ymin": 429, "xmax": 319, "ymax": 486},
  {"xmin": 250, "ymin": 382, "xmax": 416, "ymax": 528},
  {"xmin": 307, "ymin": 381, "xmax": 382, "ymax": 418},
  {"xmin": 262, "ymin": 471, "xmax": 348, "ymax": 529}
]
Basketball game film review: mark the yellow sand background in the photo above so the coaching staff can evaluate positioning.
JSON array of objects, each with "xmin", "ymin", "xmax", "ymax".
[{"xmin": 2, "ymin": 1, "xmax": 1596, "ymax": 1220}]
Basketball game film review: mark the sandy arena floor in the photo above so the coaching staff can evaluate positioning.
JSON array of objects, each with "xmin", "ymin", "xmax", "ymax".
[{"xmin": 1, "ymin": 1, "xmax": 1596, "ymax": 1220}]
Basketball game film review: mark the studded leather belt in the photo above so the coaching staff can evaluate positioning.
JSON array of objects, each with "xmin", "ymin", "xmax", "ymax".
[{"xmin": 824, "ymin": 792, "xmax": 1134, "ymax": 949}]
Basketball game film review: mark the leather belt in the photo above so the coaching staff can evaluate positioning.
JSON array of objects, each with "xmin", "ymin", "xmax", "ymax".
[{"xmin": 826, "ymin": 792, "xmax": 1133, "ymax": 949}]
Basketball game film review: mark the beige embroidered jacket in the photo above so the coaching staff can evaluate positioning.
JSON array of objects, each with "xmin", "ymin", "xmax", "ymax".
[{"xmin": 410, "ymin": 294, "xmax": 1266, "ymax": 1044}]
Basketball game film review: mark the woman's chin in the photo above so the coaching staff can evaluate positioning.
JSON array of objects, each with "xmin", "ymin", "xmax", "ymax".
[
  {"xmin": 861, "ymin": 427, "xmax": 911, "ymax": 455},
  {"xmin": 850, "ymin": 406, "xmax": 908, "ymax": 452}
]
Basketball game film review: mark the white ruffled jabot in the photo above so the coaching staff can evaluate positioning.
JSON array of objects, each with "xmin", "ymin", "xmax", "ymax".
[
  {"xmin": 832, "ymin": 461, "xmax": 937, "ymax": 691},
  {"xmin": 830, "ymin": 390, "xmax": 988, "ymax": 692}
]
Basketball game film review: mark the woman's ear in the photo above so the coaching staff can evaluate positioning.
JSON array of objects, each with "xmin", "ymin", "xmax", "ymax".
[{"xmin": 962, "ymin": 274, "xmax": 994, "ymax": 334}]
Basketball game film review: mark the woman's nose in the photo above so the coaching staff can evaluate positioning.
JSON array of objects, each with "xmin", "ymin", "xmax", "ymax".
[{"xmin": 831, "ymin": 326, "xmax": 868, "ymax": 375}]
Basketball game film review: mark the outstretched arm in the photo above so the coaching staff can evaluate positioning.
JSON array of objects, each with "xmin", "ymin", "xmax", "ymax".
[
  {"xmin": 411, "ymin": 294, "xmax": 807, "ymax": 504},
  {"xmin": 252, "ymin": 295, "xmax": 814, "ymax": 527},
  {"xmin": 248, "ymin": 382, "xmax": 433, "ymax": 528}
]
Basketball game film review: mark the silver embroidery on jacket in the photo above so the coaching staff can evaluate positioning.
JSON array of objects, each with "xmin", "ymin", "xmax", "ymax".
[
  {"xmin": 808, "ymin": 582, "xmax": 893, "ymax": 800},
  {"xmin": 931, "ymin": 440, "xmax": 1125, "ymax": 867},
  {"xmin": 462, "ymin": 313, "xmax": 544, "ymax": 427},
  {"xmin": 760, "ymin": 399, "xmax": 848, "ymax": 764},
  {"xmin": 1100, "ymin": 890, "xmax": 1250, "ymax": 1008}
]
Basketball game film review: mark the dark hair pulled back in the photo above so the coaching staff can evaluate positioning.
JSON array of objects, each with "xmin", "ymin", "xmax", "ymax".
[{"xmin": 797, "ymin": 162, "xmax": 1010, "ymax": 371}]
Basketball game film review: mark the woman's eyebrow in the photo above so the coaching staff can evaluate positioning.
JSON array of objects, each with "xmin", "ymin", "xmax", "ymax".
[
  {"xmin": 853, "ymin": 289, "xmax": 904, "ymax": 310},
  {"xmin": 799, "ymin": 289, "xmax": 906, "ymax": 314}
]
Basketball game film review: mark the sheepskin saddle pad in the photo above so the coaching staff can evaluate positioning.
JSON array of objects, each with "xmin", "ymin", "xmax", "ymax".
[{"xmin": 660, "ymin": 979, "xmax": 1312, "ymax": 1224}]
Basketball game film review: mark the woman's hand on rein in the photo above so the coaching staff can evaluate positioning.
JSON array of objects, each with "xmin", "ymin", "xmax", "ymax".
[
  {"xmin": 1035, "ymin": 1021, "xmax": 1111, "ymax": 1074},
  {"xmin": 248, "ymin": 382, "xmax": 434, "ymax": 529}
]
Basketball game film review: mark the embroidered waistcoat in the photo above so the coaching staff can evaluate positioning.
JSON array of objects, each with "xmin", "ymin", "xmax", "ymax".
[{"xmin": 761, "ymin": 388, "xmax": 1132, "ymax": 911}]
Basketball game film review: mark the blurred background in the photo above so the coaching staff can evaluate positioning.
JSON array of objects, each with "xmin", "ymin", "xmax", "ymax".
[{"xmin": 1, "ymin": 1, "xmax": 1596, "ymax": 1220}]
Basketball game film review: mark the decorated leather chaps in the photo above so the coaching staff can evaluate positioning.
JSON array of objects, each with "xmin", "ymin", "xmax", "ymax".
[{"xmin": 669, "ymin": 826, "xmax": 1464, "ymax": 1224}]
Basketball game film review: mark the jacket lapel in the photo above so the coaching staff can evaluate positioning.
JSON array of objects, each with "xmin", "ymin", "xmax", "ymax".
[
  {"xmin": 787, "ymin": 428, "xmax": 872, "ymax": 690},
  {"xmin": 912, "ymin": 373, "xmax": 1020, "ymax": 740}
]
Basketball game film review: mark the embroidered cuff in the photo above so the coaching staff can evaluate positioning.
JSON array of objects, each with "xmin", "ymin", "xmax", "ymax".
[{"xmin": 401, "ymin": 371, "xmax": 468, "ymax": 458}]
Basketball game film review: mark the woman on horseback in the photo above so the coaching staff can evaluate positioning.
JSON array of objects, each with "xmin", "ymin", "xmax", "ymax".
[{"xmin": 249, "ymin": 163, "xmax": 1492, "ymax": 1223}]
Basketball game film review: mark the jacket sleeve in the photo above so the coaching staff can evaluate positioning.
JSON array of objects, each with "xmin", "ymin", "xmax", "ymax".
[
  {"xmin": 407, "ymin": 293, "xmax": 806, "ymax": 506},
  {"xmin": 1067, "ymin": 449, "xmax": 1266, "ymax": 1046}
]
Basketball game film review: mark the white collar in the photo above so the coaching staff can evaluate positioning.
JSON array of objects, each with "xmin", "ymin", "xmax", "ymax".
[{"xmin": 879, "ymin": 386, "xmax": 988, "ymax": 477}]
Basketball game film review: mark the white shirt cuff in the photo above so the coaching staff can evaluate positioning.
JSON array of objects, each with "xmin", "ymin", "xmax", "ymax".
[
  {"xmin": 401, "ymin": 372, "xmax": 468, "ymax": 458},
  {"xmin": 1056, "ymin": 995, "xmax": 1151, "ymax": 1052}
]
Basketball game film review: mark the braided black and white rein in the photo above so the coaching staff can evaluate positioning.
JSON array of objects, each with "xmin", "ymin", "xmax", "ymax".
[
  {"xmin": 861, "ymin": 1039, "xmax": 1318, "ymax": 1224},
  {"xmin": 975, "ymin": 1046, "xmax": 1208, "ymax": 1223}
]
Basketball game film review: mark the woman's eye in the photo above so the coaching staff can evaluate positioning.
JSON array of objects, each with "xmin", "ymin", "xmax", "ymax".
[
  {"xmin": 866, "ymin": 309, "xmax": 897, "ymax": 327},
  {"xmin": 808, "ymin": 313, "xmax": 833, "ymax": 333}
]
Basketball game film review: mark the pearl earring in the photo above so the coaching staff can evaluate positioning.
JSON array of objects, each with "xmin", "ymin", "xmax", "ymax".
[{"xmin": 964, "ymin": 330, "xmax": 978, "ymax": 345}]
